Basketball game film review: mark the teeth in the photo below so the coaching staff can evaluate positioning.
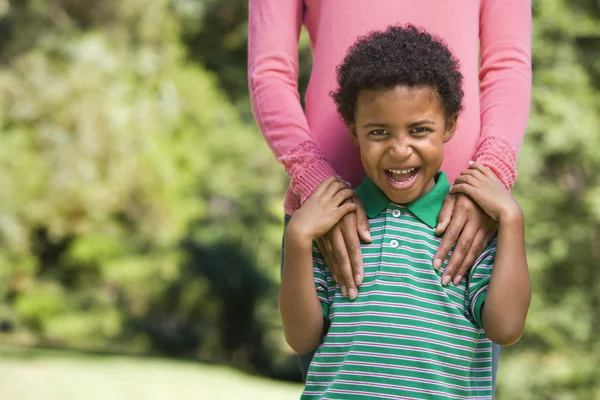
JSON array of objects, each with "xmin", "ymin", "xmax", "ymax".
[{"xmin": 389, "ymin": 168, "xmax": 415, "ymax": 174}]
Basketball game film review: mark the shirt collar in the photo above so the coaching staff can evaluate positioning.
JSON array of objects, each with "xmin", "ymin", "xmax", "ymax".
[{"xmin": 354, "ymin": 171, "xmax": 450, "ymax": 228}]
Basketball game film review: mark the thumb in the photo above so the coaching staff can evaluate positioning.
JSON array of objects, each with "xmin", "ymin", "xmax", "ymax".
[
  {"xmin": 353, "ymin": 197, "xmax": 372, "ymax": 243},
  {"xmin": 436, "ymin": 193, "xmax": 456, "ymax": 235}
]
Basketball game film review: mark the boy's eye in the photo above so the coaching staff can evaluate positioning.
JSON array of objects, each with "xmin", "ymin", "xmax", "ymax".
[
  {"xmin": 410, "ymin": 127, "xmax": 430, "ymax": 135},
  {"xmin": 369, "ymin": 129, "xmax": 388, "ymax": 136}
]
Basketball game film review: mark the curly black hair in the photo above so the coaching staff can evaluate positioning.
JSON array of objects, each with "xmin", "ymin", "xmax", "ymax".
[{"xmin": 331, "ymin": 25, "xmax": 464, "ymax": 124}]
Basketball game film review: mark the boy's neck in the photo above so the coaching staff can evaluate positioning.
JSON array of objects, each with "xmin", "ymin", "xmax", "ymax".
[
  {"xmin": 390, "ymin": 175, "xmax": 437, "ymax": 205},
  {"xmin": 356, "ymin": 171, "xmax": 448, "ymax": 228}
]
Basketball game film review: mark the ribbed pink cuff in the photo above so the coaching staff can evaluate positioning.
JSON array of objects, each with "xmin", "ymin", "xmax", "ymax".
[
  {"xmin": 284, "ymin": 188, "xmax": 302, "ymax": 215},
  {"xmin": 279, "ymin": 140, "xmax": 338, "ymax": 204},
  {"xmin": 473, "ymin": 136, "xmax": 517, "ymax": 189}
]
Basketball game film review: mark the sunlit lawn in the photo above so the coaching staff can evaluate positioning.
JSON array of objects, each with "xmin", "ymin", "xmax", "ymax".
[{"xmin": 0, "ymin": 346, "xmax": 303, "ymax": 400}]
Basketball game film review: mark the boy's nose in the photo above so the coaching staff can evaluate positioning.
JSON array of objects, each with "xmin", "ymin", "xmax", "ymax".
[{"xmin": 388, "ymin": 140, "xmax": 413, "ymax": 160}]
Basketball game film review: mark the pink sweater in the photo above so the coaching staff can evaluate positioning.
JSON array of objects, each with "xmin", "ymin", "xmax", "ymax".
[{"xmin": 248, "ymin": 0, "xmax": 532, "ymax": 216}]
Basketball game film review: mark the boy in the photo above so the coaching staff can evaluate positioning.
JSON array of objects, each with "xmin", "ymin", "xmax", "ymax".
[{"xmin": 279, "ymin": 25, "xmax": 531, "ymax": 399}]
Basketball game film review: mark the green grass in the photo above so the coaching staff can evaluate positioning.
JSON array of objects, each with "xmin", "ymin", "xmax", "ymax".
[{"xmin": 0, "ymin": 346, "xmax": 303, "ymax": 400}]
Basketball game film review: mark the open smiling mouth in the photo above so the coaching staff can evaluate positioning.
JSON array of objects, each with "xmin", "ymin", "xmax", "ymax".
[{"xmin": 386, "ymin": 168, "xmax": 419, "ymax": 186}]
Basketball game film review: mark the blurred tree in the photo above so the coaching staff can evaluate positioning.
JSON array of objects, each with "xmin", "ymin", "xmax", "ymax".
[
  {"xmin": 0, "ymin": 0, "xmax": 287, "ymax": 375},
  {"xmin": 497, "ymin": 1, "xmax": 600, "ymax": 399},
  {"xmin": 175, "ymin": 0, "xmax": 312, "ymax": 119},
  {"xmin": 1, "ymin": 0, "xmax": 600, "ymax": 396}
]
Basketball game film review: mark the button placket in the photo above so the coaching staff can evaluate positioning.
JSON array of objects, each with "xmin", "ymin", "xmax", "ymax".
[
  {"xmin": 374, "ymin": 210, "xmax": 391, "ymax": 281},
  {"xmin": 378, "ymin": 207, "xmax": 404, "ymax": 283}
]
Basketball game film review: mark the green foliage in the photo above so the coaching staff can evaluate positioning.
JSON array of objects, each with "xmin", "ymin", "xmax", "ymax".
[
  {"xmin": 496, "ymin": 1, "xmax": 600, "ymax": 398},
  {"xmin": 176, "ymin": 0, "xmax": 313, "ymax": 117},
  {"xmin": 0, "ymin": 0, "xmax": 286, "ymax": 371},
  {"xmin": 1, "ymin": 0, "xmax": 599, "ymax": 396}
]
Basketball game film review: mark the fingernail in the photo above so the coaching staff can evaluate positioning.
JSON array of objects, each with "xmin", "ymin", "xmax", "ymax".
[
  {"xmin": 433, "ymin": 259, "xmax": 442, "ymax": 270},
  {"xmin": 453, "ymin": 275, "xmax": 463, "ymax": 286},
  {"xmin": 365, "ymin": 231, "xmax": 372, "ymax": 242},
  {"xmin": 442, "ymin": 275, "xmax": 451, "ymax": 286},
  {"xmin": 355, "ymin": 274, "xmax": 363, "ymax": 286},
  {"xmin": 469, "ymin": 161, "xmax": 474, "ymax": 165},
  {"xmin": 341, "ymin": 285, "xmax": 348, "ymax": 297},
  {"xmin": 349, "ymin": 288, "xmax": 357, "ymax": 300}
]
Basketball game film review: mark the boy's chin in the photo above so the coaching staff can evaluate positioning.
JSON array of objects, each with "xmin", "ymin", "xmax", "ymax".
[
  {"xmin": 384, "ymin": 178, "xmax": 437, "ymax": 204},
  {"xmin": 386, "ymin": 190, "xmax": 422, "ymax": 205}
]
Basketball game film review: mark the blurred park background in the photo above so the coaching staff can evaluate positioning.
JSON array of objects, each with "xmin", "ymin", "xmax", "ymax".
[{"xmin": 0, "ymin": 0, "xmax": 599, "ymax": 399}]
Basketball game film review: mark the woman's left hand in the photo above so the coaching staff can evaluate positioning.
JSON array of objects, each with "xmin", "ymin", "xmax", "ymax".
[{"xmin": 433, "ymin": 192, "xmax": 497, "ymax": 286}]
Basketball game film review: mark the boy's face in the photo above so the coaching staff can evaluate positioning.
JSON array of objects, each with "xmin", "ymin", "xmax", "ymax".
[{"xmin": 349, "ymin": 86, "xmax": 457, "ymax": 205}]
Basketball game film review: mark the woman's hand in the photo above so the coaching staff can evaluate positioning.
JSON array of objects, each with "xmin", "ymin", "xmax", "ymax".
[
  {"xmin": 316, "ymin": 196, "xmax": 371, "ymax": 301},
  {"xmin": 434, "ymin": 176, "xmax": 498, "ymax": 286}
]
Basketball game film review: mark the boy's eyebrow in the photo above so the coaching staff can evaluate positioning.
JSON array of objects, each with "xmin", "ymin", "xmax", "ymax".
[
  {"xmin": 362, "ymin": 119, "xmax": 436, "ymax": 129},
  {"xmin": 362, "ymin": 122, "xmax": 389, "ymax": 128},
  {"xmin": 407, "ymin": 119, "xmax": 435, "ymax": 128}
]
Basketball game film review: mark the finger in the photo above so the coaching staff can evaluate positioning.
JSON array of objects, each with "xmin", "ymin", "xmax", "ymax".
[
  {"xmin": 435, "ymin": 193, "xmax": 456, "ymax": 235},
  {"xmin": 457, "ymin": 169, "xmax": 486, "ymax": 182},
  {"xmin": 332, "ymin": 188, "xmax": 356, "ymax": 206},
  {"xmin": 331, "ymin": 227, "xmax": 353, "ymax": 298},
  {"xmin": 314, "ymin": 176, "xmax": 340, "ymax": 196},
  {"xmin": 469, "ymin": 162, "xmax": 494, "ymax": 178},
  {"xmin": 323, "ymin": 180, "xmax": 350, "ymax": 199},
  {"xmin": 318, "ymin": 236, "xmax": 339, "ymax": 284},
  {"xmin": 454, "ymin": 172, "xmax": 486, "ymax": 187},
  {"xmin": 316, "ymin": 238, "xmax": 333, "ymax": 282},
  {"xmin": 340, "ymin": 213, "xmax": 364, "ymax": 287},
  {"xmin": 482, "ymin": 227, "xmax": 497, "ymax": 250},
  {"xmin": 452, "ymin": 228, "xmax": 487, "ymax": 286},
  {"xmin": 442, "ymin": 221, "xmax": 478, "ymax": 286},
  {"xmin": 434, "ymin": 216, "xmax": 466, "ymax": 282},
  {"xmin": 335, "ymin": 202, "xmax": 357, "ymax": 218},
  {"xmin": 453, "ymin": 175, "xmax": 474, "ymax": 186},
  {"xmin": 450, "ymin": 183, "xmax": 476, "ymax": 197},
  {"xmin": 353, "ymin": 197, "xmax": 372, "ymax": 243}
]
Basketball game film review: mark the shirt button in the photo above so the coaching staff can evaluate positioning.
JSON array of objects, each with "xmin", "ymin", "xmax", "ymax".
[
  {"xmin": 392, "ymin": 209, "xmax": 401, "ymax": 218},
  {"xmin": 390, "ymin": 239, "xmax": 399, "ymax": 248}
]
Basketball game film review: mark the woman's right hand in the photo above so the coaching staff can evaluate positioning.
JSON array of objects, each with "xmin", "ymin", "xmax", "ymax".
[{"xmin": 316, "ymin": 196, "xmax": 371, "ymax": 301}]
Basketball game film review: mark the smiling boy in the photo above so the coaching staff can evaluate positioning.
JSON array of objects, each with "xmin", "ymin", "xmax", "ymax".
[{"xmin": 279, "ymin": 26, "xmax": 531, "ymax": 399}]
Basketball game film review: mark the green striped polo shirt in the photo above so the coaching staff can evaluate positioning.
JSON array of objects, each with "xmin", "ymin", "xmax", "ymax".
[{"xmin": 303, "ymin": 172, "xmax": 496, "ymax": 400}]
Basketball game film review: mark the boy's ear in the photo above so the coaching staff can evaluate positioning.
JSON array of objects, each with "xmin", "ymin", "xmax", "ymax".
[
  {"xmin": 349, "ymin": 123, "xmax": 359, "ymax": 145},
  {"xmin": 443, "ymin": 115, "xmax": 458, "ymax": 143}
]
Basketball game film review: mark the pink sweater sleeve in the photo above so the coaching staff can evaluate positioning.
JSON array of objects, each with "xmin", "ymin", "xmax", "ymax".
[
  {"xmin": 248, "ymin": 0, "xmax": 337, "ymax": 202},
  {"xmin": 474, "ymin": 0, "xmax": 532, "ymax": 189}
]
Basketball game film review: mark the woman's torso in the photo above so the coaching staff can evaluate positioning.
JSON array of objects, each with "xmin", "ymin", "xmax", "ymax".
[{"xmin": 301, "ymin": 0, "xmax": 482, "ymax": 188}]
